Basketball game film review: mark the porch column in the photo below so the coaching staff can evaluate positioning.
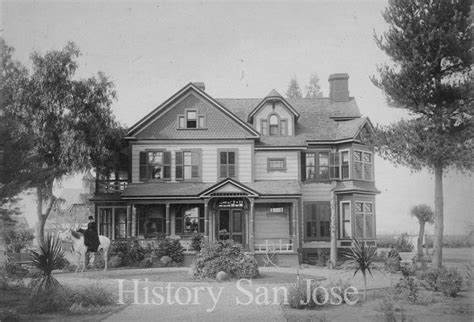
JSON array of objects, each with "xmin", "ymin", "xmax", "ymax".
[
  {"xmin": 249, "ymin": 198, "xmax": 255, "ymax": 252},
  {"xmin": 292, "ymin": 200, "xmax": 297, "ymax": 251},
  {"xmin": 204, "ymin": 199, "xmax": 209, "ymax": 237},
  {"xmin": 130, "ymin": 205, "xmax": 137, "ymax": 237},
  {"xmin": 165, "ymin": 203, "xmax": 170, "ymax": 236},
  {"xmin": 127, "ymin": 205, "xmax": 132, "ymax": 238},
  {"xmin": 330, "ymin": 182, "xmax": 337, "ymax": 269}
]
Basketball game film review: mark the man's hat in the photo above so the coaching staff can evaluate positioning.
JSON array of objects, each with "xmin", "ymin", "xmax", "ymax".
[{"xmin": 88, "ymin": 216, "xmax": 94, "ymax": 220}]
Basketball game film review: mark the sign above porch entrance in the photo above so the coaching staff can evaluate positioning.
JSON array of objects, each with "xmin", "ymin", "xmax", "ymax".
[{"xmin": 199, "ymin": 178, "xmax": 259, "ymax": 198}]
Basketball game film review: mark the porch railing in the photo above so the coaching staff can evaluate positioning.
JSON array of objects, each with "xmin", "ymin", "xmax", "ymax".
[
  {"xmin": 96, "ymin": 180, "xmax": 128, "ymax": 194},
  {"xmin": 255, "ymin": 239, "xmax": 294, "ymax": 253}
]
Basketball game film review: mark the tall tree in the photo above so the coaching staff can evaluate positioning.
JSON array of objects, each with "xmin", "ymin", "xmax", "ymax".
[
  {"xmin": 286, "ymin": 77, "xmax": 302, "ymax": 98},
  {"xmin": 305, "ymin": 73, "xmax": 323, "ymax": 98},
  {"xmin": 3, "ymin": 40, "xmax": 124, "ymax": 243},
  {"xmin": 372, "ymin": 1, "xmax": 472, "ymax": 268},
  {"xmin": 410, "ymin": 204, "xmax": 434, "ymax": 260}
]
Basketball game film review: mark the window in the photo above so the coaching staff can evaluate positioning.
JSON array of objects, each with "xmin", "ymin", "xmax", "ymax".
[
  {"xmin": 176, "ymin": 150, "xmax": 201, "ymax": 181},
  {"xmin": 186, "ymin": 111, "xmax": 197, "ymax": 128},
  {"xmin": 99, "ymin": 208, "xmax": 112, "ymax": 238},
  {"xmin": 341, "ymin": 151, "xmax": 350, "ymax": 179},
  {"xmin": 137, "ymin": 205, "xmax": 165, "ymax": 238},
  {"xmin": 175, "ymin": 205, "xmax": 204, "ymax": 235},
  {"xmin": 304, "ymin": 202, "xmax": 330, "ymax": 240},
  {"xmin": 268, "ymin": 204, "xmax": 288, "ymax": 215},
  {"xmin": 139, "ymin": 151, "xmax": 171, "ymax": 181},
  {"xmin": 354, "ymin": 201, "xmax": 375, "ymax": 239},
  {"xmin": 281, "ymin": 120, "xmax": 287, "ymax": 135},
  {"xmin": 340, "ymin": 202, "xmax": 351, "ymax": 238},
  {"xmin": 304, "ymin": 151, "xmax": 331, "ymax": 181},
  {"xmin": 99, "ymin": 207, "xmax": 128, "ymax": 239},
  {"xmin": 219, "ymin": 151, "xmax": 237, "ymax": 178},
  {"xmin": 177, "ymin": 110, "xmax": 206, "ymax": 129},
  {"xmin": 269, "ymin": 115, "xmax": 279, "ymax": 135},
  {"xmin": 353, "ymin": 151, "xmax": 373, "ymax": 181},
  {"xmin": 318, "ymin": 152, "xmax": 329, "ymax": 180},
  {"xmin": 261, "ymin": 120, "xmax": 268, "ymax": 135},
  {"xmin": 329, "ymin": 152, "xmax": 340, "ymax": 179},
  {"xmin": 267, "ymin": 158, "xmax": 286, "ymax": 171},
  {"xmin": 114, "ymin": 208, "xmax": 127, "ymax": 239}
]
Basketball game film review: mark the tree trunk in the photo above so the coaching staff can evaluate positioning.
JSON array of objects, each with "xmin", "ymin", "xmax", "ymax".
[
  {"xmin": 363, "ymin": 273, "xmax": 367, "ymax": 301},
  {"xmin": 36, "ymin": 187, "xmax": 45, "ymax": 244},
  {"xmin": 35, "ymin": 182, "xmax": 57, "ymax": 244},
  {"xmin": 432, "ymin": 165, "xmax": 444, "ymax": 268},
  {"xmin": 417, "ymin": 221, "xmax": 425, "ymax": 259}
]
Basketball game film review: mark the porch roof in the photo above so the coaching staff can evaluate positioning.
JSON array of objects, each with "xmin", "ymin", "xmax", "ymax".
[{"xmin": 120, "ymin": 180, "xmax": 301, "ymax": 199}]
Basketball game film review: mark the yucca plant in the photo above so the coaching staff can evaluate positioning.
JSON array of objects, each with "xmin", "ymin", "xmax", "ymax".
[
  {"xmin": 30, "ymin": 234, "xmax": 65, "ymax": 292},
  {"xmin": 343, "ymin": 238, "xmax": 377, "ymax": 301}
]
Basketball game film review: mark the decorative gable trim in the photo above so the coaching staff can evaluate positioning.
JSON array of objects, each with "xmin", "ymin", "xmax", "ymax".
[
  {"xmin": 354, "ymin": 117, "xmax": 375, "ymax": 140},
  {"xmin": 127, "ymin": 83, "xmax": 260, "ymax": 138},
  {"xmin": 247, "ymin": 95, "xmax": 300, "ymax": 123},
  {"xmin": 199, "ymin": 178, "xmax": 259, "ymax": 198}
]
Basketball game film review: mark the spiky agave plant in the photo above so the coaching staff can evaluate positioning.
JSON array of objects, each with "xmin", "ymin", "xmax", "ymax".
[
  {"xmin": 343, "ymin": 238, "xmax": 377, "ymax": 301},
  {"xmin": 30, "ymin": 234, "xmax": 65, "ymax": 292}
]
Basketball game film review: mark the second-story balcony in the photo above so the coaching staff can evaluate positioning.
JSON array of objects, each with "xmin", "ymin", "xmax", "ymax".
[{"xmin": 96, "ymin": 179, "xmax": 128, "ymax": 194}]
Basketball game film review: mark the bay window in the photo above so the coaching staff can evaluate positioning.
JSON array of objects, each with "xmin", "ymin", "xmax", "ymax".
[{"xmin": 354, "ymin": 201, "xmax": 375, "ymax": 239}]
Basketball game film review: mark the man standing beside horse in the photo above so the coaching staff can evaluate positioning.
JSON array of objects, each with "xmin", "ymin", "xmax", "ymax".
[{"xmin": 79, "ymin": 216, "xmax": 100, "ymax": 254}]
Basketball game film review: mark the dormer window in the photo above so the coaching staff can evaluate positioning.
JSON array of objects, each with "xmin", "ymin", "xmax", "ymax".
[
  {"xmin": 261, "ymin": 113, "xmax": 288, "ymax": 136},
  {"xmin": 269, "ymin": 115, "xmax": 279, "ymax": 135},
  {"xmin": 178, "ymin": 110, "xmax": 206, "ymax": 129}
]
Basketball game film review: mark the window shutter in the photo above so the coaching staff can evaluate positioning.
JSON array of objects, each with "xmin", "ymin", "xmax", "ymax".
[
  {"xmin": 175, "ymin": 151, "xmax": 183, "ymax": 180},
  {"xmin": 163, "ymin": 151, "xmax": 171, "ymax": 180},
  {"xmin": 139, "ymin": 152, "xmax": 147, "ymax": 181},
  {"xmin": 301, "ymin": 152, "xmax": 306, "ymax": 181}
]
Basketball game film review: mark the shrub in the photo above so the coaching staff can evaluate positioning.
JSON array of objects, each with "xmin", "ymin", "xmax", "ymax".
[
  {"xmin": 377, "ymin": 290, "xmax": 406, "ymax": 322},
  {"xmin": 191, "ymin": 240, "xmax": 259, "ymax": 279},
  {"xmin": 325, "ymin": 278, "xmax": 357, "ymax": 304},
  {"xmin": 191, "ymin": 233, "xmax": 203, "ymax": 252},
  {"xmin": 109, "ymin": 239, "xmax": 150, "ymax": 267},
  {"xmin": 154, "ymin": 238, "xmax": 184, "ymax": 264},
  {"xmin": 396, "ymin": 233, "xmax": 414, "ymax": 252},
  {"xmin": 287, "ymin": 279, "xmax": 325, "ymax": 309},
  {"xmin": 28, "ymin": 284, "xmax": 115, "ymax": 313},
  {"xmin": 418, "ymin": 267, "xmax": 464, "ymax": 297},
  {"xmin": 3, "ymin": 227, "xmax": 35, "ymax": 253},
  {"xmin": 395, "ymin": 276, "xmax": 420, "ymax": 304}
]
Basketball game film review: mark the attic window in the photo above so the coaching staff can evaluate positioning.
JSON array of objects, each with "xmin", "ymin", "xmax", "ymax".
[{"xmin": 178, "ymin": 110, "xmax": 206, "ymax": 129}]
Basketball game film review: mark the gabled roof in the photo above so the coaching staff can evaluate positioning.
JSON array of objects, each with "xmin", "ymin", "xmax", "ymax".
[
  {"xmin": 127, "ymin": 83, "xmax": 260, "ymax": 138},
  {"xmin": 200, "ymin": 178, "xmax": 259, "ymax": 198},
  {"xmin": 247, "ymin": 89, "xmax": 300, "ymax": 122},
  {"xmin": 217, "ymin": 97, "xmax": 366, "ymax": 144}
]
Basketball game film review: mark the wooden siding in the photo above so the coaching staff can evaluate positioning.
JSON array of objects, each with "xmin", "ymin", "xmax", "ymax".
[
  {"xmin": 254, "ymin": 204, "xmax": 290, "ymax": 242},
  {"xmin": 131, "ymin": 142, "xmax": 252, "ymax": 183},
  {"xmin": 301, "ymin": 182, "xmax": 332, "ymax": 201},
  {"xmin": 254, "ymin": 151, "xmax": 299, "ymax": 180}
]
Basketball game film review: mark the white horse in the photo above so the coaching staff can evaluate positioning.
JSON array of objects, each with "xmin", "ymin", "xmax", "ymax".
[{"xmin": 69, "ymin": 229, "xmax": 110, "ymax": 273}]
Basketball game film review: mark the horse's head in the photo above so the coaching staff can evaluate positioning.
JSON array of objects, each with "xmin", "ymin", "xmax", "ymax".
[{"xmin": 70, "ymin": 228, "xmax": 82, "ymax": 240}]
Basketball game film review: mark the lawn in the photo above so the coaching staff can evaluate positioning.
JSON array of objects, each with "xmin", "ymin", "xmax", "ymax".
[{"xmin": 1, "ymin": 247, "xmax": 472, "ymax": 321}]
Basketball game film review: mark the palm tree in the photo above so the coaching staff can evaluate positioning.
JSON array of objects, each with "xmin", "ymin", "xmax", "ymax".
[
  {"xmin": 343, "ymin": 238, "xmax": 377, "ymax": 301},
  {"xmin": 410, "ymin": 204, "xmax": 434, "ymax": 260},
  {"xmin": 30, "ymin": 233, "xmax": 65, "ymax": 292}
]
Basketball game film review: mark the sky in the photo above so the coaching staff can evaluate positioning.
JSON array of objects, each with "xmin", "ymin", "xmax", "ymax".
[{"xmin": 1, "ymin": 0, "xmax": 473, "ymax": 235}]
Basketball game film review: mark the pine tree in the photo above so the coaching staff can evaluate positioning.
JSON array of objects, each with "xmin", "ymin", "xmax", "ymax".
[
  {"xmin": 286, "ymin": 77, "xmax": 302, "ymax": 98},
  {"xmin": 372, "ymin": 0, "xmax": 472, "ymax": 267},
  {"xmin": 305, "ymin": 73, "xmax": 323, "ymax": 98}
]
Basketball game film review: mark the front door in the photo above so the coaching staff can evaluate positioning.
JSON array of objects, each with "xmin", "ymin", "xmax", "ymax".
[{"xmin": 218, "ymin": 209, "xmax": 245, "ymax": 245}]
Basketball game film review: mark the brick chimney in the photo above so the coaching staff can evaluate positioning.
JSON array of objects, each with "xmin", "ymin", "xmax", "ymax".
[
  {"xmin": 328, "ymin": 73, "xmax": 350, "ymax": 102},
  {"xmin": 192, "ymin": 82, "xmax": 206, "ymax": 92}
]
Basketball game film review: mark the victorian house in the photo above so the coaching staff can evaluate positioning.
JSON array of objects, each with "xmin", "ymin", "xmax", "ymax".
[{"xmin": 92, "ymin": 73, "xmax": 379, "ymax": 266}]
